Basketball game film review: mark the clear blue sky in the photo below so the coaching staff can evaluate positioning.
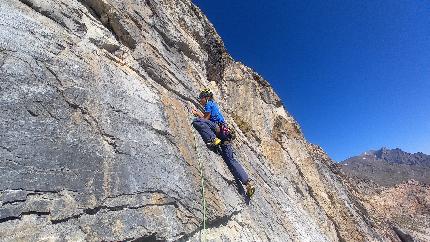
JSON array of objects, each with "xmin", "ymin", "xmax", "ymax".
[{"xmin": 193, "ymin": 0, "xmax": 430, "ymax": 161}]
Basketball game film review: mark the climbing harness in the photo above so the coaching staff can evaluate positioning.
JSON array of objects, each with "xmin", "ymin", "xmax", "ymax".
[{"xmin": 218, "ymin": 123, "xmax": 235, "ymax": 141}]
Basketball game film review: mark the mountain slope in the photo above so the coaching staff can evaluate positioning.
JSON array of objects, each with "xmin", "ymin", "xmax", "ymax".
[{"xmin": 0, "ymin": 0, "xmax": 399, "ymax": 241}]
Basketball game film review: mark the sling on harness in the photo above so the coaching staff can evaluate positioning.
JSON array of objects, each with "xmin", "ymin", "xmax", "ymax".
[{"xmin": 217, "ymin": 123, "xmax": 235, "ymax": 142}]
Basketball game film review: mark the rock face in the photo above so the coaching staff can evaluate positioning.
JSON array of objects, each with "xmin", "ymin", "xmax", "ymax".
[
  {"xmin": 367, "ymin": 181, "xmax": 430, "ymax": 242},
  {"xmin": 344, "ymin": 178, "xmax": 430, "ymax": 242},
  {"xmin": 339, "ymin": 149, "xmax": 430, "ymax": 242},
  {"xmin": 0, "ymin": 0, "xmax": 401, "ymax": 241},
  {"xmin": 340, "ymin": 148, "xmax": 430, "ymax": 186}
]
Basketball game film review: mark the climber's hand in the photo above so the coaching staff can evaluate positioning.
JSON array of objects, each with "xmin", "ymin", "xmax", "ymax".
[
  {"xmin": 192, "ymin": 108, "xmax": 199, "ymax": 116},
  {"xmin": 192, "ymin": 108, "xmax": 203, "ymax": 118}
]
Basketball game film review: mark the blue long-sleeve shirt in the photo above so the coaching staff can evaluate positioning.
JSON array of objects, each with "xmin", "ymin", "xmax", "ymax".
[{"xmin": 204, "ymin": 100, "xmax": 225, "ymax": 124}]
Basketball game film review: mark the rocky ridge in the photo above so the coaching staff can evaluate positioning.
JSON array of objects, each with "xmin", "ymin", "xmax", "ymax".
[
  {"xmin": 340, "ymin": 148, "xmax": 430, "ymax": 186},
  {"xmin": 374, "ymin": 148, "xmax": 430, "ymax": 166},
  {"xmin": 0, "ymin": 0, "xmax": 402, "ymax": 241}
]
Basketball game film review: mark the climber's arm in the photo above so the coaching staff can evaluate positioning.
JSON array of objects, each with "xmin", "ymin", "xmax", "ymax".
[
  {"xmin": 203, "ymin": 112, "xmax": 211, "ymax": 120},
  {"xmin": 192, "ymin": 109, "xmax": 202, "ymax": 118},
  {"xmin": 192, "ymin": 109, "xmax": 211, "ymax": 120}
]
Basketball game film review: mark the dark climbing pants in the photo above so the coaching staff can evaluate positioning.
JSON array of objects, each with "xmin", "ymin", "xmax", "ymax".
[{"xmin": 192, "ymin": 118, "xmax": 249, "ymax": 184}]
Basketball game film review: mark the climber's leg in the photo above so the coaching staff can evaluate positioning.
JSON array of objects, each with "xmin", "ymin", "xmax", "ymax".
[
  {"xmin": 192, "ymin": 118, "xmax": 218, "ymax": 143},
  {"xmin": 220, "ymin": 143, "xmax": 249, "ymax": 184}
]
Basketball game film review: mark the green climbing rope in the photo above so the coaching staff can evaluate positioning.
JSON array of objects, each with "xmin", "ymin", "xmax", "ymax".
[
  {"xmin": 198, "ymin": 152, "xmax": 207, "ymax": 241},
  {"xmin": 190, "ymin": 108, "xmax": 207, "ymax": 241}
]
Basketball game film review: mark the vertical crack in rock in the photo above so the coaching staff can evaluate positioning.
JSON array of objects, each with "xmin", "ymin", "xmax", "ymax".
[
  {"xmin": 43, "ymin": 64, "xmax": 125, "ymax": 155},
  {"xmin": 18, "ymin": 0, "xmax": 63, "ymax": 27},
  {"xmin": 127, "ymin": 64, "xmax": 201, "ymax": 108},
  {"xmin": 0, "ymin": 146, "xmax": 12, "ymax": 153},
  {"xmin": 78, "ymin": 0, "xmax": 137, "ymax": 49},
  {"xmin": 393, "ymin": 226, "xmax": 414, "ymax": 242},
  {"xmin": 18, "ymin": 0, "xmax": 87, "ymax": 35}
]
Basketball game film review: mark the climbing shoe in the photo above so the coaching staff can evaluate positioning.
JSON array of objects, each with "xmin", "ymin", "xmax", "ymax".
[
  {"xmin": 246, "ymin": 180, "xmax": 255, "ymax": 198},
  {"xmin": 213, "ymin": 137, "xmax": 221, "ymax": 146},
  {"xmin": 207, "ymin": 137, "xmax": 221, "ymax": 147},
  {"xmin": 206, "ymin": 138, "xmax": 222, "ymax": 154}
]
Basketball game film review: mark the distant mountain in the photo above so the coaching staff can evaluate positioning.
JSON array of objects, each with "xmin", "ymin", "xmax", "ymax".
[
  {"xmin": 339, "ymin": 147, "xmax": 430, "ymax": 186},
  {"xmin": 373, "ymin": 147, "xmax": 430, "ymax": 166}
]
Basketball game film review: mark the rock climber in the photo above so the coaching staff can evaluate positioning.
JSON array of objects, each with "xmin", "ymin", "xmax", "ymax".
[{"xmin": 191, "ymin": 88, "xmax": 255, "ymax": 197}]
